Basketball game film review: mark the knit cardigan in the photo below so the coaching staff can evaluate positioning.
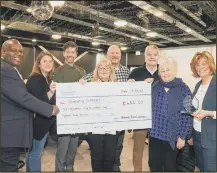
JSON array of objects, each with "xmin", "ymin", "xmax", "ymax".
[{"xmin": 149, "ymin": 78, "xmax": 193, "ymax": 149}]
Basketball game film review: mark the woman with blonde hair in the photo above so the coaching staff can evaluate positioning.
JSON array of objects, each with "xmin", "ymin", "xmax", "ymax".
[
  {"xmin": 26, "ymin": 51, "xmax": 56, "ymax": 171},
  {"xmin": 189, "ymin": 51, "xmax": 216, "ymax": 172},
  {"xmin": 79, "ymin": 57, "xmax": 117, "ymax": 172},
  {"xmin": 92, "ymin": 57, "xmax": 117, "ymax": 82}
]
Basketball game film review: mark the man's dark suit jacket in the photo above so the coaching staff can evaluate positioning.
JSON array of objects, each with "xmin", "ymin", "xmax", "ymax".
[
  {"xmin": 1, "ymin": 60, "xmax": 53, "ymax": 148},
  {"xmin": 192, "ymin": 75, "xmax": 216, "ymax": 149}
]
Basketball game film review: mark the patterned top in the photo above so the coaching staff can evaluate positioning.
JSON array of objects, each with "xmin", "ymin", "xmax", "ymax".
[
  {"xmin": 150, "ymin": 78, "xmax": 193, "ymax": 149},
  {"xmin": 83, "ymin": 64, "xmax": 130, "ymax": 82},
  {"xmin": 150, "ymin": 89, "xmax": 170, "ymax": 141}
]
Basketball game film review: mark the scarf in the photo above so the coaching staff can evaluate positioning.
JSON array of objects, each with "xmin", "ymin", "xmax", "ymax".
[{"xmin": 152, "ymin": 78, "xmax": 185, "ymax": 149}]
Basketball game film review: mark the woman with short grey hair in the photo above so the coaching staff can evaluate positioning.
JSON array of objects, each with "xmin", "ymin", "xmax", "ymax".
[{"xmin": 148, "ymin": 58, "xmax": 193, "ymax": 172}]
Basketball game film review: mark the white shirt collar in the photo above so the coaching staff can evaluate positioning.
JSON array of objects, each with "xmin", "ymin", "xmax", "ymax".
[
  {"xmin": 14, "ymin": 67, "xmax": 23, "ymax": 80},
  {"xmin": 146, "ymin": 65, "xmax": 157, "ymax": 75}
]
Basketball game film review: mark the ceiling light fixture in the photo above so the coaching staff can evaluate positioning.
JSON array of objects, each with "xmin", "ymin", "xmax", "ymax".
[
  {"xmin": 114, "ymin": 20, "xmax": 127, "ymax": 27},
  {"xmin": 121, "ymin": 47, "xmax": 128, "ymax": 51},
  {"xmin": 185, "ymin": 28, "xmax": 192, "ymax": 33},
  {"xmin": 52, "ymin": 34, "xmax": 61, "ymax": 39},
  {"xmin": 1, "ymin": 24, "xmax": 6, "ymax": 30},
  {"xmin": 146, "ymin": 32, "xmax": 157, "ymax": 37},
  {"xmin": 92, "ymin": 41, "xmax": 100, "ymax": 46},
  {"xmin": 26, "ymin": 8, "xmax": 32, "ymax": 13},
  {"xmin": 32, "ymin": 39, "xmax": 37, "ymax": 42},
  {"xmin": 49, "ymin": 1, "xmax": 65, "ymax": 7},
  {"xmin": 154, "ymin": 11, "xmax": 163, "ymax": 17},
  {"xmin": 31, "ymin": 1, "xmax": 54, "ymax": 21}
]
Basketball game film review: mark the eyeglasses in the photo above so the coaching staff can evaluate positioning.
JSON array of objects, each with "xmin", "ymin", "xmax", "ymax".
[{"xmin": 98, "ymin": 67, "xmax": 111, "ymax": 71}]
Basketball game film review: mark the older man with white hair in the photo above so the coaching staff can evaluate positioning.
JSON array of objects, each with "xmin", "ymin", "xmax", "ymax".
[{"xmin": 83, "ymin": 45, "xmax": 130, "ymax": 172}]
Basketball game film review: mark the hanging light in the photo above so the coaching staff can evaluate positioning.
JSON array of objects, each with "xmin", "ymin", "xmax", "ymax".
[
  {"xmin": 26, "ymin": 8, "xmax": 32, "ymax": 13},
  {"xmin": 52, "ymin": 34, "xmax": 62, "ymax": 39},
  {"xmin": 32, "ymin": 39, "xmax": 37, "ymax": 42},
  {"xmin": 92, "ymin": 41, "xmax": 100, "ymax": 46},
  {"xmin": 185, "ymin": 28, "xmax": 192, "ymax": 33},
  {"xmin": 146, "ymin": 32, "xmax": 157, "ymax": 37},
  {"xmin": 1, "ymin": 24, "xmax": 6, "ymax": 30},
  {"xmin": 49, "ymin": 1, "xmax": 65, "ymax": 7},
  {"xmin": 121, "ymin": 47, "xmax": 128, "ymax": 51},
  {"xmin": 154, "ymin": 11, "xmax": 163, "ymax": 17},
  {"xmin": 31, "ymin": 1, "xmax": 54, "ymax": 21},
  {"xmin": 114, "ymin": 20, "xmax": 127, "ymax": 27}
]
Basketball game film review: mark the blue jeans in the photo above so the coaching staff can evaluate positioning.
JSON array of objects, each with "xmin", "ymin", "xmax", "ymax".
[
  {"xmin": 26, "ymin": 133, "xmax": 48, "ymax": 172},
  {"xmin": 193, "ymin": 129, "xmax": 216, "ymax": 172},
  {"xmin": 192, "ymin": 129, "xmax": 204, "ymax": 171}
]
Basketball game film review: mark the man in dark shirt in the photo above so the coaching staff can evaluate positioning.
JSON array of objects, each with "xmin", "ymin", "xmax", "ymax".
[{"xmin": 128, "ymin": 44, "xmax": 160, "ymax": 172}]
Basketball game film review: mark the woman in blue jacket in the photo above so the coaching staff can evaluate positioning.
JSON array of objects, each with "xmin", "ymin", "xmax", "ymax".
[{"xmin": 190, "ymin": 51, "xmax": 216, "ymax": 172}]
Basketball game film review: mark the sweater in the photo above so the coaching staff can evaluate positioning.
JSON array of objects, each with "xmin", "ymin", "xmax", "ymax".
[
  {"xmin": 150, "ymin": 78, "xmax": 193, "ymax": 149},
  {"xmin": 54, "ymin": 63, "xmax": 86, "ymax": 83}
]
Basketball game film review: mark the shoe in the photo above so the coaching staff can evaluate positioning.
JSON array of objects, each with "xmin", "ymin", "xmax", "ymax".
[
  {"xmin": 64, "ymin": 168, "xmax": 75, "ymax": 172},
  {"xmin": 145, "ymin": 138, "xmax": 149, "ymax": 145},
  {"xmin": 113, "ymin": 169, "xmax": 121, "ymax": 172},
  {"xmin": 18, "ymin": 160, "xmax": 25, "ymax": 170}
]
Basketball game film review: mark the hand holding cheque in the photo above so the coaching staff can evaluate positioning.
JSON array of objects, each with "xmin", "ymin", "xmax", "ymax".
[{"xmin": 56, "ymin": 81, "xmax": 152, "ymax": 135}]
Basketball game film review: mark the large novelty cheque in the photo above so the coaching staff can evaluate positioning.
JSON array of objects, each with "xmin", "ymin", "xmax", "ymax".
[{"xmin": 56, "ymin": 82, "xmax": 152, "ymax": 134}]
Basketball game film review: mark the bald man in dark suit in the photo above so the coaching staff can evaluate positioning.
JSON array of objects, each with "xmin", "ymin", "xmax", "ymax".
[{"xmin": 0, "ymin": 39, "xmax": 59, "ymax": 172}]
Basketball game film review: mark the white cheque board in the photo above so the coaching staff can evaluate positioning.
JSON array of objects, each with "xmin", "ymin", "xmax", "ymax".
[{"xmin": 56, "ymin": 82, "xmax": 152, "ymax": 134}]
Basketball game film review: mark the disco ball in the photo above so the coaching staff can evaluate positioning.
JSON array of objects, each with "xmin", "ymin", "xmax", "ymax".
[{"xmin": 31, "ymin": 1, "xmax": 54, "ymax": 21}]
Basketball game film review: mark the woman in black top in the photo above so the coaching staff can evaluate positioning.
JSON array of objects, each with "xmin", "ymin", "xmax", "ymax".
[
  {"xmin": 26, "ymin": 51, "xmax": 56, "ymax": 172},
  {"xmin": 79, "ymin": 58, "xmax": 117, "ymax": 172}
]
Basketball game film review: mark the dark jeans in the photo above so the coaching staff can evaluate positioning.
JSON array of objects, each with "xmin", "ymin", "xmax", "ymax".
[
  {"xmin": 149, "ymin": 137, "xmax": 178, "ymax": 172},
  {"xmin": 113, "ymin": 131, "xmax": 125, "ymax": 171},
  {"xmin": 0, "ymin": 147, "xmax": 21, "ymax": 172},
  {"xmin": 86, "ymin": 133, "xmax": 117, "ymax": 172},
  {"xmin": 192, "ymin": 129, "xmax": 216, "ymax": 172},
  {"xmin": 192, "ymin": 129, "xmax": 204, "ymax": 171}
]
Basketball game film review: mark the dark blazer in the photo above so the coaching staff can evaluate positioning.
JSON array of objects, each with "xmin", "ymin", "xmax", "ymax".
[
  {"xmin": 1, "ymin": 60, "xmax": 53, "ymax": 148},
  {"xmin": 192, "ymin": 75, "xmax": 216, "ymax": 149},
  {"xmin": 26, "ymin": 73, "xmax": 56, "ymax": 140}
]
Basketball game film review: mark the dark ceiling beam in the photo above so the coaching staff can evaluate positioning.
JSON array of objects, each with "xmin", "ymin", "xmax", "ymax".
[
  {"xmin": 1, "ymin": 34, "xmax": 104, "ymax": 53},
  {"xmin": 65, "ymin": 1, "xmax": 184, "ymax": 45},
  {"xmin": 169, "ymin": 1, "xmax": 206, "ymax": 27},
  {"xmin": 205, "ymin": 1, "xmax": 216, "ymax": 13},
  {"xmin": 151, "ymin": 1, "xmax": 205, "ymax": 31},
  {"xmin": 1, "ymin": 1, "xmax": 126, "ymax": 47},
  {"xmin": 1, "ymin": 1, "xmax": 164, "ymax": 46},
  {"xmin": 128, "ymin": 1, "xmax": 212, "ymax": 43},
  {"xmin": 2, "ymin": 21, "xmax": 124, "ymax": 48}
]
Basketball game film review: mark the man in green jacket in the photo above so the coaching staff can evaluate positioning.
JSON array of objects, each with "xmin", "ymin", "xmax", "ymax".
[{"xmin": 54, "ymin": 41, "xmax": 85, "ymax": 172}]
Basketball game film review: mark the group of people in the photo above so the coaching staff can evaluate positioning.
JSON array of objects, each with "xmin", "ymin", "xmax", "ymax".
[{"xmin": 0, "ymin": 39, "xmax": 216, "ymax": 172}]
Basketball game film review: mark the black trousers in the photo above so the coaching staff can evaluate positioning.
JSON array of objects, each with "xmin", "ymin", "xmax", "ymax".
[
  {"xmin": 149, "ymin": 137, "xmax": 178, "ymax": 172},
  {"xmin": 0, "ymin": 147, "xmax": 21, "ymax": 172},
  {"xmin": 86, "ymin": 133, "xmax": 117, "ymax": 172},
  {"xmin": 113, "ymin": 130, "xmax": 125, "ymax": 171}
]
